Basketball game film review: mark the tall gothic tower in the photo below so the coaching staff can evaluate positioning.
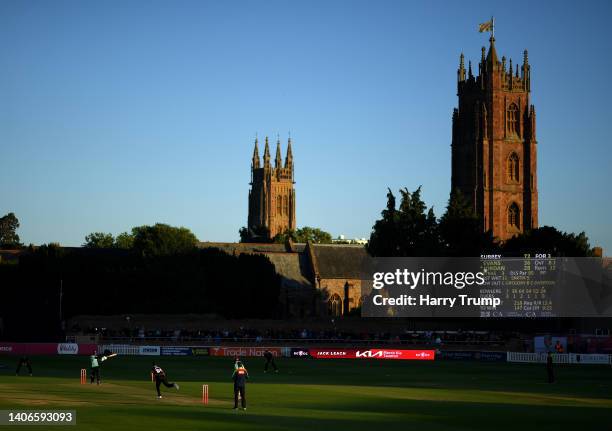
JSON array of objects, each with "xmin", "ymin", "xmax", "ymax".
[
  {"xmin": 452, "ymin": 35, "xmax": 538, "ymax": 241},
  {"xmin": 248, "ymin": 136, "xmax": 296, "ymax": 239}
]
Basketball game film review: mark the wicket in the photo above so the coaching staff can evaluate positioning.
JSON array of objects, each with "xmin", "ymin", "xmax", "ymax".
[
  {"xmin": 202, "ymin": 384, "xmax": 208, "ymax": 404},
  {"xmin": 151, "ymin": 372, "xmax": 154, "ymax": 382},
  {"xmin": 80, "ymin": 368, "xmax": 87, "ymax": 384}
]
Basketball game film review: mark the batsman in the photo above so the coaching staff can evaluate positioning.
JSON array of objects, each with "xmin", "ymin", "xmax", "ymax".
[{"xmin": 90, "ymin": 350, "xmax": 117, "ymax": 384}]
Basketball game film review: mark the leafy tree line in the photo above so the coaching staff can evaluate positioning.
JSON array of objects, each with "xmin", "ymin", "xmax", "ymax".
[
  {"xmin": 239, "ymin": 225, "xmax": 333, "ymax": 244},
  {"xmin": 367, "ymin": 187, "xmax": 594, "ymax": 257},
  {"xmin": 83, "ymin": 223, "xmax": 198, "ymax": 257},
  {"xmin": 273, "ymin": 226, "xmax": 332, "ymax": 244},
  {"xmin": 1, "ymin": 223, "xmax": 282, "ymax": 340}
]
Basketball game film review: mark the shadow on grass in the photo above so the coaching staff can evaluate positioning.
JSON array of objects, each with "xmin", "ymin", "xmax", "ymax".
[{"xmin": 113, "ymin": 397, "xmax": 612, "ymax": 431}]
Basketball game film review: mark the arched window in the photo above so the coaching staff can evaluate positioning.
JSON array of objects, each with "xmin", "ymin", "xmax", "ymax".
[
  {"xmin": 277, "ymin": 196, "xmax": 282, "ymax": 215},
  {"xmin": 328, "ymin": 293, "xmax": 342, "ymax": 317},
  {"xmin": 507, "ymin": 103, "xmax": 519, "ymax": 136},
  {"xmin": 508, "ymin": 152, "xmax": 520, "ymax": 182},
  {"xmin": 508, "ymin": 203, "xmax": 520, "ymax": 229},
  {"xmin": 283, "ymin": 195, "xmax": 288, "ymax": 215}
]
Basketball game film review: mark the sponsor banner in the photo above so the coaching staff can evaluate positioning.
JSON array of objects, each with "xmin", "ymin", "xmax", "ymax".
[
  {"xmin": 308, "ymin": 349, "xmax": 435, "ymax": 360},
  {"xmin": 57, "ymin": 343, "xmax": 79, "ymax": 355},
  {"xmin": 309, "ymin": 349, "xmax": 353, "ymax": 359},
  {"xmin": 534, "ymin": 336, "xmax": 567, "ymax": 353},
  {"xmin": 209, "ymin": 347, "xmax": 282, "ymax": 358},
  {"xmin": 190, "ymin": 347, "xmax": 210, "ymax": 356},
  {"xmin": 0, "ymin": 343, "xmax": 96, "ymax": 356},
  {"xmin": 0, "ymin": 345, "xmax": 14, "ymax": 354},
  {"xmin": 569, "ymin": 353, "xmax": 610, "ymax": 364},
  {"xmin": 440, "ymin": 351, "xmax": 506, "ymax": 362},
  {"xmin": 160, "ymin": 346, "xmax": 193, "ymax": 356},
  {"xmin": 507, "ymin": 352, "xmax": 611, "ymax": 364},
  {"xmin": 138, "ymin": 346, "xmax": 161, "ymax": 356},
  {"xmin": 98, "ymin": 344, "xmax": 139, "ymax": 355},
  {"xmin": 290, "ymin": 348, "xmax": 310, "ymax": 358}
]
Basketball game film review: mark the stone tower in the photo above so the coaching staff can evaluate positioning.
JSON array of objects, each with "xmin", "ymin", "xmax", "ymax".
[
  {"xmin": 452, "ymin": 35, "xmax": 538, "ymax": 241},
  {"xmin": 248, "ymin": 136, "xmax": 296, "ymax": 239}
]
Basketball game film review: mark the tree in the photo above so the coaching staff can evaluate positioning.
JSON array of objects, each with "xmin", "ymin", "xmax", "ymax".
[
  {"xmin": 132, "ymin": 223, "xmax": 198, "ymax": 257},
  {"xmin": 274, "ymin": 226, "xmax": 333, "ymax": 244},
  {"xmin": 367, "ymin": 188, "xmax": 400, "ymax": 256},
  {"xmin": 368, "ymin": 187, "xmax": 442, "ymax": 256},
  {"xmin": 0, "ymin": 213, "xmax": 21, "ymax": 248},
  {"xmin": 439, "ymin": 189, "xmax": 497, "ymax": 256},
  {"xmin": 114, "ymin": 232, "xmax": 134, "ymax": 249},
  {"xmin": 83, "ymin": 232, "xmax": 115, "ymax": 248},
  {"xmin": 503, "ymin": 226, "xmax": 593, "ymax": 257},
  {"xmin": 396, "ymin": 187, "xmax": 441, "ymax": 256}
]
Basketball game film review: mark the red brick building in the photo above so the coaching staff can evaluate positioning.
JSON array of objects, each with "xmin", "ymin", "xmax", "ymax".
[
  {"xmin": 452, "ymin": 35, "xmax": 538, "ymax": 240},
  {"xmin": 247, "ymin": 136, "xmax": 296, "ymax": 239}
]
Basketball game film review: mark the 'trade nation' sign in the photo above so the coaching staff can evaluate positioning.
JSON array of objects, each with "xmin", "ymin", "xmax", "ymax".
[
  {"xmin": 309, "ymin": 349, "xmax": 435, "ymax": 360},
  {"xmin": 209, "ymin": 347, "xmax": 282, "ymax": 357}
]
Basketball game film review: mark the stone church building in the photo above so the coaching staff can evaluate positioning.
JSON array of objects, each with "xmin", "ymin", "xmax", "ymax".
[
  {"xmin": 198, "ymin": 35, "xmax": 544, "ymax": 317},
  {"xmin": 247, "ymin": 136, "xmax": 296, "ymax": 239},
  {"xmin": 452, "ymin": 35, "xmax": 538, "ymax": 240},
  {"xmin": 198, "ymin": 241, "xmax": 369, "ymax": 317}
]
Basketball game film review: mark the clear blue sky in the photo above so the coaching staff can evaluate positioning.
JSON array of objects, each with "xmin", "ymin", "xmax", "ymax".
[{"xmin": 1, "ymin": 0, "xmax": 611, "ymax": 252}]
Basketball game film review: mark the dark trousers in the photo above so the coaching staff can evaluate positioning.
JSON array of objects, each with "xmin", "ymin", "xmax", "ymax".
[
  {"xmin": 91, "ymin": 367, "xmax": 100, "ymax": 384},
  {"xmin": 234, "ymin": 385, "xmax": 246, "ymax": 408},
  {"xmin": 16, "ymin": 362, "xmax": 32, "ymax": 375},
  {"xmin": 155, "ymin": 375, "xmax": 175, "ymax": 396},
  {"xmin": 265, "ymin": 357, "xmax": 277, "ymax": 371},
  {"xmin": 547, "ymin": 366, "xmax": 554, "ymax": 383}
]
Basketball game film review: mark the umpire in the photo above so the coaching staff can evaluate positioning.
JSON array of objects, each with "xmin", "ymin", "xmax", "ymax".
[
  {"xmin": 232, "ymin": 362, "xmax": 249, "ymax": 410},
  {"xmin": 546, "ymin": 351, "xmax": 554, "ymax": 383},
  {"xmin": 263, "ymin": 350, "xmax": 278, "ymax": 373},
  {"xmin": 15, "ymin": 356, "xmax": 32, "ymax": 376}
]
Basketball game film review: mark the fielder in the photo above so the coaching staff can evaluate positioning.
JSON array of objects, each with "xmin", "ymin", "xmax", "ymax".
[
  {"xmin": 263, "ymin": 350, "xmax": 278, "ymax": 373},
  {"xmin": 151, "ymin": 363, "xmax": 179, "ymax": 399}
]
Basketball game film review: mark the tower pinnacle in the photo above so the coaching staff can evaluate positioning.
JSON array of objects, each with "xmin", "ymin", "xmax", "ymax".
[
  {"xmin": 275, "ymin": 137, "xmax": 282, "ymax": 168},
  {"xmin": 458, "ymin": 53, "xmax": 466, "ymax": 82},
  {"xmin": 263, "ymin": 136, "xmax": 271, "ymax": 168},
  {"xmin": 252, "ymin": 136, "xmax": 260, "ymax": 169},
  {"xmin": 285, "ymin": 136, "xmax": 293, "ymax": 169}
]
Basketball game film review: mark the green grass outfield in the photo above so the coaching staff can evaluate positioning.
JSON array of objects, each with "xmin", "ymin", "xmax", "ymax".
[{"xmin": 0, "ymin": 355, "xmax": 611, "ymax": 430}]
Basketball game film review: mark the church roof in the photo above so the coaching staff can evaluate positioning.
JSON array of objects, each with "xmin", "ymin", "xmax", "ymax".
[
  {"xmin": 198, "ymin": 242, "xmax": 311, "ymax": 289},
  {"xmin": 310, "ymin": 243, "xmax": 371, "ymax": 279},
  {"xmin": 265, "ymin": 252, "xmax": 313, "ymax": 290},
  {"xmin": 198, "ymin": 242, "xmax": 305, "ymax": 254},
  {"xmin": 198, "ymin": 242, "xmax": 376, "ymax": 288}
]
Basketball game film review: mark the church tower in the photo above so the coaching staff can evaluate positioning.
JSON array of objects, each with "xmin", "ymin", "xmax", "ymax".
[
  {"xmin": 248, "ymin": 136, "xmax": 296, "ymax": 239},
  {"xmin": 452, "ymin": 34, "xmax": 538, "ymax": 241}
]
